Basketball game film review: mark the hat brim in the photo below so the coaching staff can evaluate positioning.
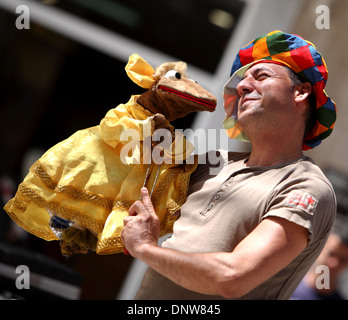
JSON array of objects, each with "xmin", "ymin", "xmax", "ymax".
[{"xmin": 222, "ymin": 60, "xmax": 270, "ymax": 143}]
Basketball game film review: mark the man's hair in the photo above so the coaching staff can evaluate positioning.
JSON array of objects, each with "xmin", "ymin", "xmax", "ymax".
[{"xmin": 286, "ymin": 67, "xmax": 316, "ymax": 138}]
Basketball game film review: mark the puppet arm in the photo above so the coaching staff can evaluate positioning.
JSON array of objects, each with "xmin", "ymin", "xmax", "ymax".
[{"xmin": 100, "ymin": 104, "xmax": 155, "ymax": 149}]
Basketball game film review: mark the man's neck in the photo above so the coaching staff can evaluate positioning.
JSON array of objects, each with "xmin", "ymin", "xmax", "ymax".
[{"xmin": 245, "ymin": 144, "xmax": 303, "ymax": 167}]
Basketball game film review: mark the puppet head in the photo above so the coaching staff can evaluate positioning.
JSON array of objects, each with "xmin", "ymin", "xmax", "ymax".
[{"xmin": 125, "ymin": 54, "xmax": 216, "ymax": 121}]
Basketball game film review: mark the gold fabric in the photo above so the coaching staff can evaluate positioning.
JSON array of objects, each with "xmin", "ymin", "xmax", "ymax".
[
  {"xmin": 4, "ymin": 96, "xmax": 198, "ymax": 254},
  {"xmin": 125, "ymin": 54, "xmax": 156, "ymax": 89}
]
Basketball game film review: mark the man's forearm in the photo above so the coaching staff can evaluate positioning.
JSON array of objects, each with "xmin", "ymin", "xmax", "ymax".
[{"xmin": 134, "ymin": 243, "xmax": 242, "ymax": 298}]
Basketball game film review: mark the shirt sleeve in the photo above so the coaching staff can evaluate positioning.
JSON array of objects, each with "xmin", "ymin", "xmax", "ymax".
[{"xmin": 262, "ymin": 175, "xmax": 336, "ymax": 242}]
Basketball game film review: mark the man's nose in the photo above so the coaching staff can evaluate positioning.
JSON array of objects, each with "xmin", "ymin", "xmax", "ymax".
[{"xmin": 237, "ymin": 76, "xmax": 254, "ymax": 96}]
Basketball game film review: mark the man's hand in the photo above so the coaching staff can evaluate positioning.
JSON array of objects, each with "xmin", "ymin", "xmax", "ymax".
[{"xmin": 121, "ymin": 187, "xmax": 160, "ymax": 257}]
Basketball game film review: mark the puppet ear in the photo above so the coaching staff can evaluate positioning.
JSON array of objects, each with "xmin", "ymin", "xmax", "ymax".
[{"xmin": 125, "ymin": 54, "xmax": 156, "ymax": 89}]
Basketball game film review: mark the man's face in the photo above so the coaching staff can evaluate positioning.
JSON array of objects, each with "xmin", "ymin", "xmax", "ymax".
[{"xmin": 235, "ymin": 62, "xmax": 296, "ymax": 130}]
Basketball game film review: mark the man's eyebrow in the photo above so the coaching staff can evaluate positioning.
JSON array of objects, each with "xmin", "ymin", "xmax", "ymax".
[
  {"xmin": 242, "ymin": 65, "xmax": 274, "ymax": 80},
  {"xmin": 251, "ymin": 66, "xmax": 274, "ymax": 75}
]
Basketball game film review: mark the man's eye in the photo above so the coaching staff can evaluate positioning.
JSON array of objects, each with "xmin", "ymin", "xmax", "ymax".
[{"xmin": 257, "ymin": 73, "xmax": 268, "ymax": 79}]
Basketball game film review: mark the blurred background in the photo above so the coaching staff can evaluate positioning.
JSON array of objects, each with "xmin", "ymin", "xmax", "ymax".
[{"xmin": 0, "ymin": 0, "xmax": 347, "ymax": 300}]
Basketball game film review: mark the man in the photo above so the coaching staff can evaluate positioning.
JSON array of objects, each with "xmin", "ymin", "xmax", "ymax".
[
  {"xmin": 291, "ymin": 214, "xmax": 348, "ymax": 300},
  {"xmin": 121, "ymin": 30, "xmax": 337, "ymax": 299}
]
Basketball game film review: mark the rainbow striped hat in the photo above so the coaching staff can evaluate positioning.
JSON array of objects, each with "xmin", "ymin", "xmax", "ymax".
[{"xmin": 223, "ymin": 30, "xmax": 337, "ymax": 150}]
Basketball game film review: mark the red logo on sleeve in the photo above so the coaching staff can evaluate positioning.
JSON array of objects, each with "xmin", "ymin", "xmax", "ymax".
[{"xmin": 286, "ymin": 190, "xmax": 318, "ymax": 215}]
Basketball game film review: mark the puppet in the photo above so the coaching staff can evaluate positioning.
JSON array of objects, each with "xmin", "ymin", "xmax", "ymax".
[{"xmin": 4, "ymin": 54, "xmax": 216, "ymax": 255}]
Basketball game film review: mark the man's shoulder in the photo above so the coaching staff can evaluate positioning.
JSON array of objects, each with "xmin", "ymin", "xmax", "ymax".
[
  {"xmin": 290, "ymin": 157, "xmax": 334, "ymax": 189},
  {"xmin": 272, "ymin": 157, "xmax": 335, "ymax": 204}
]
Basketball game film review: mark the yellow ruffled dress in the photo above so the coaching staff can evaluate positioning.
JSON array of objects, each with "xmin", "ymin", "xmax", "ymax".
[{"xmin": 4, "ymin": 95, "xmax": 197, "ymax": 255}]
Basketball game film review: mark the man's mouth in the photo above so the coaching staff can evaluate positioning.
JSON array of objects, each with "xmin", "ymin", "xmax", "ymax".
[
  {"xmin": 158, "ymin": 85, "xmax": 216, "ymax": 109},
  {"xmin": 241, "ymin": 97, "xmax": 258, "ymax": 104},
  {"xmin": 239, "ymin": 96, "xmax": 260, "ymax": 111}
]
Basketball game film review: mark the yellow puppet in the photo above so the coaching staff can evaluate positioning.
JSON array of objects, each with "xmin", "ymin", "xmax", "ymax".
[{"xmin": 4, "ymin": 54, "xmax": 216, "ymax": 255}]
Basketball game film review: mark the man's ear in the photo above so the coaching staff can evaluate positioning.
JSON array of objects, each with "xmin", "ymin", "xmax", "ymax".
[{"xmin": 294, "ymin": 82, "xmax": 312, "ymax": 103}]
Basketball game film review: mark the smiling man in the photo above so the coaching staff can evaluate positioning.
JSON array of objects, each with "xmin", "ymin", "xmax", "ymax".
[
  {"xmin": 233, "ymin": 62, "xmax": 312, "ymax": 167},
  {"xmin": 121, "ymin": 30, "xmax": 337, "ymax": 300}
]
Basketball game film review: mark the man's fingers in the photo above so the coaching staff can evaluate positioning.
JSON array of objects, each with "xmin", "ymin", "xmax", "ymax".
[
  {"xmin": 140, "ymin": 187, "xmax": 150, "ymax": 200},
  {"xmin": 122, "ymin": 188, "xmax": 160, "ymax": 257},
  {"xmin": 128, "ymin": 200, "xmax": 144, "ymax": 216},
  {"xmin": 140, "ymin": 187, "xmax": 155, "ymax": 214},
  {"xmin": 127, "ymin": 188, "xmax": 157, "ymax": 220},
  {"xmin": 123, "ymin": 216, "xmax": 132, "ymax": 226}
]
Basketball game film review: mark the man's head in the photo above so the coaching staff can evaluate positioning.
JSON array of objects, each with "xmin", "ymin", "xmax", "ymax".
[
  {"xmin": 223, "ymin": 30, "xmax": 336, "ymax": 150},
  {"xmin": 234, "ymin": 61, "xmax": 313, "ymax": 143}
]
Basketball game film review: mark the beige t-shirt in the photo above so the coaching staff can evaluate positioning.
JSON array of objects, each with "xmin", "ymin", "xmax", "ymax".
[{"xmin": 135, "ymin": 150, "xmax": 336, "ymax": 300}]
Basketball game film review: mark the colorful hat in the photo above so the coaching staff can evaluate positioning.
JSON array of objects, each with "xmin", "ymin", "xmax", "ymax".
[{"xmin": 223, "ymin": 30, "xmax": 337, "ymax": 150}]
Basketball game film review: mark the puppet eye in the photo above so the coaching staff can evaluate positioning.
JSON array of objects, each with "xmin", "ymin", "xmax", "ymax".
[{"xmin": 164, "ymin": 70, "xmax": 181, "ymax": 80}]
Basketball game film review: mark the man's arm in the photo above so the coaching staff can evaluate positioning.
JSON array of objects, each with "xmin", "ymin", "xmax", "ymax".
[{"xmin": 121, "ymin": 188, "xmax": 308, "ymax": 299}]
